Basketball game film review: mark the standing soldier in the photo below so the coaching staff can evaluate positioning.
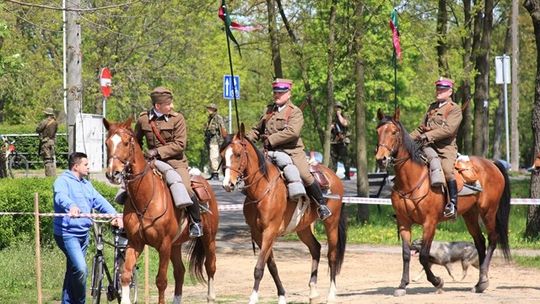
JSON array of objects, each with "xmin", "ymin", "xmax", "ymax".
[
  {"xmin": 410, "ymin": 77, "xmax": 462, "ymax": 218},
  {"xmin": 36, "ymin": 107, "xmax": 58, "ymax": 177},
  {"xmin": 330, "ymin": 102, "xmax": 351, "ymax": 180},
  {"xmin": 134, "ymin": 87, "xmax": 203, "ymax": 238},
  {"xmin": 204, "ymin": 103, "xmax": 227, "ymax": 181}
]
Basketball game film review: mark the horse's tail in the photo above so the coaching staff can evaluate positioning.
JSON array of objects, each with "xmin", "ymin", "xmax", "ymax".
[
  {"xmin": 494, "ymin": 160, "xmax": 511, "ymax": 261},
  {"xmin": 335, "ymin": 204, "xmax": 348, "ymax": 274},
  {"xmin": 188, "ymin": 237, "xmax": 207, "ymax": 284}
]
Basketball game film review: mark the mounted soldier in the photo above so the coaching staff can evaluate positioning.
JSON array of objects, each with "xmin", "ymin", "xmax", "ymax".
[
  {"xmin": 410, "ymin": 77, "xmax": 463, "ymax": 218},
  {"xmin": 245, "ymin": 78, "xmax": 332, "ymax": 221},
  {"xmin": 134, "ymin": 87, "xmax": 203, "ymax": 238},
  {"xmin": 36, "ymin": 107, "xmax": 58, "ymax": 177}
]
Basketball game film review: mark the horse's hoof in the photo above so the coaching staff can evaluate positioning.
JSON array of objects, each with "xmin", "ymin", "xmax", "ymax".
[
  {"xmin": 435, "ymin": 277, "xmax": 444, "ymax": 289},
  {"xmin": 435, "ymin": 288, "xmax": 444, "ymax": 294},
  {"xmin": 394, "ymin": 289, "xmax": 407, "ymax": 297},
  {"xmin": 473, "ymin": 280, "xmax": 489, "ymax": 293},
  {"xmin": 278, "ymin": 295, "xmax": 287, "ymax": 304},
  {"xmin": 309, "ymin": 296, "xmax": 321, "ymax": 304}
]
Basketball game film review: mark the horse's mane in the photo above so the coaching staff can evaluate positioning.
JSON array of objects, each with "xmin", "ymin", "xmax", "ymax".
[
  {"xmin": 220, "ymin": 134, "xmax": 268, "ymax": 177},
  {"xmin": 377, "ymin": 115, "xmax": 424, "ymax": 165}
]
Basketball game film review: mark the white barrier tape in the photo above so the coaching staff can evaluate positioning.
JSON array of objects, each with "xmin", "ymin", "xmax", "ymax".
[{"xmin": 1, "ymin": 198, "xmax": 539, "ymax": 217}]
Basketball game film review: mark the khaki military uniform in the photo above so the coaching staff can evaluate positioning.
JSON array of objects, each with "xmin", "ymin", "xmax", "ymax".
[
  {"xmin": 36, "ymin": 116, "xmax": 58, "ymax": 176},
  {"xmin": 411, "ymin": 99, "xmax": 462, "ymax": 180},
  {"xmin": 246, "ymin": 100, "xmax": 314, "ymax": 185},
  {"xmin": 135, "ymin": 109, "xmax": 193, "ymax": 194},
  {"xmin": 204, "ymin": 113, "xmax": 226, "ymax": 174}
]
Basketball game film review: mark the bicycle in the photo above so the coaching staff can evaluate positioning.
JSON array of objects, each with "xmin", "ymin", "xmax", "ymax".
[
  {"xmin": 0, "ymin": 135, "xmax": 29, "ymax": 178},
  {"xmin": 90, "ymin": 219, "xmax": 138, "ymax": 304}
]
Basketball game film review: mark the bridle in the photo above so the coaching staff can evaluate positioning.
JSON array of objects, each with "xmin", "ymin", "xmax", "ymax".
[
  {"xmin": 106, "ymin": 128, "xmax": 147, "ymax": 180},
  {"xmin": 376, "ymin": 120, "xmax": 407, "ymax": 166},
  {"xmin": 225, "ymin": 138, "xmax": 267, "ymax": 189}
]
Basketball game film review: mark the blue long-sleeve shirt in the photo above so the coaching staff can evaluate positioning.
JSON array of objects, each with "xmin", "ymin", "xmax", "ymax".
[{"xmin": 53, "ymin": 170, "xmax": 118, "ymax": 237}]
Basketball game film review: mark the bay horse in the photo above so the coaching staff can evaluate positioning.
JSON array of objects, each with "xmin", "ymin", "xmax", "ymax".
[
  {"xmin": 103, "ymin": 118, "xmax": 219, "ymax": 304},
  {"xmin": 375, "ymin": 108, "xmax": 511, "ymax": 296},
  {"xmin": 221, "ymin": 124, "xmax": 347, "ymax": 304}
]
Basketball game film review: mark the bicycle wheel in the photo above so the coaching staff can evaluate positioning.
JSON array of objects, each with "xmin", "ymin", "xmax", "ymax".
[
  {"xmin": 91, "ymin": 256, "xmax": 104, "ymax": 304},
  {"xmin": 8, "ymin": 154, "xmax": 29, "ymax": 178}
]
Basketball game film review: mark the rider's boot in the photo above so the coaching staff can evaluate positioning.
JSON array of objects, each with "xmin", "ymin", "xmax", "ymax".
[
  {"xmin": 443, "ymin": 179, "xmax": 458, "ymax": 218},
  {"xmin": 187, "ymin": 194, "xmax": 204, "ymax": 238},
  {"xmin": 306, "ymin": 181, "xmax": 332, "ymax": 221}
]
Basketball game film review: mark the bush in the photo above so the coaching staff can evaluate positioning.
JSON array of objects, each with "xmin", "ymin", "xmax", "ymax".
[{"xmin": 0, "ymin": 177, "xmax": 119, "ymax": 249}]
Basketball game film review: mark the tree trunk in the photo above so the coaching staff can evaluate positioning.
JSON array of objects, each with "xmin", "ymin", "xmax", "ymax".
[
  {"xmin": 266, "ymin": 0, "xmax": 282, "ymax": 78},
  {"xmin": 437, "ymin": 0, "xmax": 450, "ymax": 75},
  {"xmin": 323, "ymin": 1, "xmax": 337, "ymax": 167},
  {"xmin": 276, "ymin": 0, "xmax": 325, "ymax": 147},
  {"xmin": 511, "ymin": 0, "xmax": 521, "ymax": 171},
  {"xmin": 472, "ymin": 0, "xmax": 494, "ymax": 157},
  {"xmin": 352, "ymin": 1, "xmax": 369, "ymax": 223},
  {"xmin": 457, "ymin": 0, "xmax": 473, "ymax": 154},
  {"xmin": 523, "ymin": 0, "xmax": 540, "ymax": 239}
]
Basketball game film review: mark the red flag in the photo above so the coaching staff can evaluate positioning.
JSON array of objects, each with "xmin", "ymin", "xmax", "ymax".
[
  {"xmin": 99, "ymin": 68, "xmax": 112, "ymax": 98},
  {"xmin": 389, "ymin": 9, "xmax": 402, "ymax": 60},
  {"xmin": 218, "ymin": 5, "xmax": 262, "ymax": 32}
]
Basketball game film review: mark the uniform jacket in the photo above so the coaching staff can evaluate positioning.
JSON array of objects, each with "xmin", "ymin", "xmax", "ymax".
[
  {"xmin": 36, "ymin": 117, "xmax": 58, "ymax": 143},
  {"xmin": 331, "ymin": 113, "xmax": 350, "ymax": 144},
  {"xmin": 53, "ymin": 170, "xmax": 117, "ymax": 237},
  {"xmin": 205, "ymin": 113, "xmax": 226, "ymax": 145},
  {"xmin": 410, "ymin": 99, "xmax": 462, "ymax": 156},
  {"xmin": 246, "ymin": 100, "xmax": 305, "ymax": 155},
  {"xmin": 135, "ymin": 109, "xmax": 188, "ymax": 169}
]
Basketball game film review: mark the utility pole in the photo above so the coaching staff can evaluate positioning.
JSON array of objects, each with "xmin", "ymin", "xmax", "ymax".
[{"xmin": 66, "ymin": 0, "xmax": 82, "ymax": 154}]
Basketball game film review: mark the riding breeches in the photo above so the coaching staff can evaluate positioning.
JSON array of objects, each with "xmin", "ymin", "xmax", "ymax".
[
  {"xmin": 287, "ymin": 149, "xmax": 314, "ymax": 185},
  {"xmin": 174, "ymin": 166, "xmax": 194, "ymax": 196}
]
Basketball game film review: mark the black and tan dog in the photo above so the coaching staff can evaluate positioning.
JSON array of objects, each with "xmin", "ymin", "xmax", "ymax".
[{"xmin": 410, "ymin": 239, "xmax": 479, "ymax": 282}]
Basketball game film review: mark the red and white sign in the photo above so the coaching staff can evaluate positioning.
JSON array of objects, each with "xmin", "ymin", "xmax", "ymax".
[{"xmin": 99, "ymin": 68, "xmax": 112, "ymax": 98}]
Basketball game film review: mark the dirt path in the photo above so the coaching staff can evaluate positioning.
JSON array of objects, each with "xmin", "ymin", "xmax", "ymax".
[{"xmin": 177, "ymin": 242, "xmax": 540, "ymax": 304}]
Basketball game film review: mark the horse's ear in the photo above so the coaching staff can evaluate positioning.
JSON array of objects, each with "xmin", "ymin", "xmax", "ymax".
[
  {"xmin": 394, "ymin": 107, "xmax": 401, "ymax": 121},
  {"xmin": 103, "ymin": 118, "xmax": 110, "ymax": 131},
  {"xmin": 239, "ymin": 123, "xmax": 245, "ymax": 139},
  {"xmin": 125, "ymin": 117, "xmax": 133, "ymax": 128},
  {"xmin": 377, "ymin": 108, "xmax": 384, "ymax": 121}
]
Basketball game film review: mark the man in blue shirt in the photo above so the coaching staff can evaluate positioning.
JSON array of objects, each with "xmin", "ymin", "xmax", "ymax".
[{"xmin": 53, "ymin": 152, "xmax": 122, "ymax": 304}]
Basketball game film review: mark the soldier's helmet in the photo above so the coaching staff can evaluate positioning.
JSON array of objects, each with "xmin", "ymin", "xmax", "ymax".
[
  {"xmin": 43, "ymin": 107, "xmax": 54, "ymax": 115},
  {"xmin": 206, "ymin": 103, "xmax": 218, "ymax": 110},
  {"xmin": 334, "ymin": 102, "xmax": 344, "ymax": 109}
]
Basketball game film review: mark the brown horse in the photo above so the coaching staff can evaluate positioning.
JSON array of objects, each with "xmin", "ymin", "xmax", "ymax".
[
  {"xmin": 375, "ymin": 108, "xmax": 511, "ymax": 296},
  {"xmin": 221, "ymin": 124, "xmax": 347, "ymax": 304},
  {"xmin": 103, "ymin": 118, "xmax": 219, "ymax": 304}
]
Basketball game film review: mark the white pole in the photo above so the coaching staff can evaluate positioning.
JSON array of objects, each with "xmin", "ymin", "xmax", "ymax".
[
  {"xmin": 62, "ymin": 0, "xmax": 67, "ymax": 114},
  {"xmin": 228, "ymin": 98, "xmax": 232, "ymax": 133},
  {"xmin": 503, "ymin": 54, "xmax": 510, "ymax": 165}
]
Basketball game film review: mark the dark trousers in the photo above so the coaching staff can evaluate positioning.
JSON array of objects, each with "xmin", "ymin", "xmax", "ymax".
[{"xmin": 330, "ymin": 143, "xmax": 350, "ymax": 177}]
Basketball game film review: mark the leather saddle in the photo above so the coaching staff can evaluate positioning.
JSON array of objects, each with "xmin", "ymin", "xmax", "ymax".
[{"xmin": 310, "ymin": 163, "xmax": 330, "ymax": 190}]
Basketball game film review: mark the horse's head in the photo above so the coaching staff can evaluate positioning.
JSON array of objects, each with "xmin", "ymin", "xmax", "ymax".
[
  {"xmin": 375, "ymin": 108, "xmax": 402, "ymax": 168},
  {"xmin": 103, "ymin": 118, "xmax": 136, "ymax": 184},
  {"xmin": 221, "ymin": 123, "xmax": 256, "ymax": 192}
]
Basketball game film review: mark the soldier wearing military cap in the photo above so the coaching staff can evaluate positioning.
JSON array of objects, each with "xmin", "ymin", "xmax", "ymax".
[
  {"xmin": 245, "ymin": 78, "xmax": 332, "ymax": 221},
  {"xmin": 330, "ymin": 101, "xmax": 351, "ymax": 179},
  {"xmin": 410, "ymin": 77, "xmax": 462, "ymax": 218},
  {"xmin": 134, "ymin": 87, "xmax": 203, "ymax": 238},
  {"xmin": 204, "ymin": 103, "xmax": 227, "ymax": 181},
  {"xmin": 36, "ymin": 107, "xmax": 58, "ymax": 176}
]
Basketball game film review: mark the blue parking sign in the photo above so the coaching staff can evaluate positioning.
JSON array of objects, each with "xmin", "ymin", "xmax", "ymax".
[{"xmin": 223, "ymin": 75, "xmax": 240, "ymax": 100}]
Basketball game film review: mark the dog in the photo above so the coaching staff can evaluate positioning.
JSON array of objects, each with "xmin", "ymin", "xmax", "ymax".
[{"xmin": 410, "ymin": 239, "xmax": 479, "ymax": 282}]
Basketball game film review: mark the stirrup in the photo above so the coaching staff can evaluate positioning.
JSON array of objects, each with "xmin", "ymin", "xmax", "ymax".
[
  {"xmin": 317, "ymin": 205, "xmax": 332, "ymax": 221},
  {"xmin": 189, "ymin": 222, "xmax": 204, "ymax": 238},
  {"xmin": 443, "ymin": 203, "xmax": 456, "ymax": 218}
]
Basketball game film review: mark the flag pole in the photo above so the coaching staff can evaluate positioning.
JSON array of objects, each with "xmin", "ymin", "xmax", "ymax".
[
  {"xmin": 393, "ymin": 51, "xmax": 397, "ymax": 111},
  {"xmin": 222, "ymin": 2, "xmax": 240, "ymax": 133}
]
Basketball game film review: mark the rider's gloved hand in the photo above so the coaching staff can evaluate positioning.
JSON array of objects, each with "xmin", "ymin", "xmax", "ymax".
[
  {"xmin": 144, "ymin": 148, "xmax": 159, "ymax": 159},
  {"xmin": 415, "ymin": 133, "xmax": 429, "ymax": 144}
]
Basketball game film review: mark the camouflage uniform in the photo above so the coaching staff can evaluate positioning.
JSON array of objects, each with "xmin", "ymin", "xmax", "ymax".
[
  {"xmin": 204, "ymin": 104, "xmax": 226, "ymax": 180},
  {"xmin": 330, "ymin": 102, "xmax": 351, "ymax": 179},
  {"xmin": 36, "ymin": 108, "xmax": 58, "ymax": 177}
]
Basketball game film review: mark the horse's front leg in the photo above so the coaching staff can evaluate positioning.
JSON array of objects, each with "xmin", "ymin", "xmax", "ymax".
[
  {"xmin": 202, "ymin": 233, "xmax": 217, "ymax": 303},
  {"xmin": 394, "ymin": 224, "xmax": 412, "ymax": 297},
  {"xmin": 156, "ymin": 241, "xmax": 173, "ymax": 304},
  {"xmin": 121, "ymin": 244, "xmax": 142, "ymax": 304},
  {"xmin": 249, "ymin": 228, "xmax": 281, "ymax": 304},
  {"xmin": 266, "ymin": 250, "xmax": 287, "ymax": 304},
  {"xmin": 420, "ymin": 227, "xmax": 443, "ymax": 292},
  {"xmin": 170, "ymin": 244, "xmax": 185, "ymax": 304}
]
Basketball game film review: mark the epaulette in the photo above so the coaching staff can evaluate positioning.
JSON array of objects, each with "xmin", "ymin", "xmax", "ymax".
[
  {"xmin": 139, "ymin": 111, "xmax": 148, "ymax": 117},
  {"xmin": 169, "ymin": 111, "xmax": 179, "ymax": 117}
]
